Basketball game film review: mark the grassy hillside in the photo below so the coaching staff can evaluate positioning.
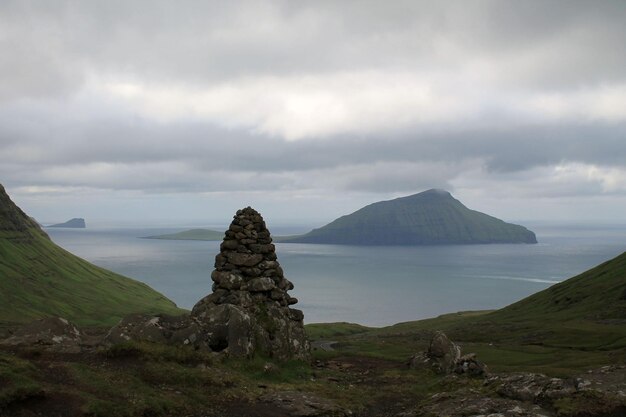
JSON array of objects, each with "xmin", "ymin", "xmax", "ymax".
[
  {"xmin": 490, "ymin": 251, "xmax": 626, "ymax": 322},
  {"xmin": 0, "ymin": 184, "xmax": 183, "ymax": 326},
  {"xmin": 283, "ymin": 189, "xmax": 537, "ymax": 245},
  {"xmin": 307, "ymin": 252, "xmax": 626, "ymax": 375},
  {"xmin": 143, "ymin": 228, "xmax": 224, "ymax": 241}
]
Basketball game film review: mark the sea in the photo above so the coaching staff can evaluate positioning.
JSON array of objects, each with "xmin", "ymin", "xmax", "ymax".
[{"xmin": 46, "ymin": 224, "xmax": 626, "ymax": 327}]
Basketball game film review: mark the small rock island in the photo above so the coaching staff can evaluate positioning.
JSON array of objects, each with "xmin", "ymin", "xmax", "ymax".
[{"xmin": 47, "ymin": 218, "xmax": 86, "ymax": 228}]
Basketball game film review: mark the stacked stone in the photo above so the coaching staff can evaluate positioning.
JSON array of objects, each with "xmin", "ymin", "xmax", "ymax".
[
  {"xmin": 191, "ymin": 207, "xmax": 309, "ymax": 360},
  {"xmin": 209, "ymin": 207, "xmax": 298, "ymax": 310}
]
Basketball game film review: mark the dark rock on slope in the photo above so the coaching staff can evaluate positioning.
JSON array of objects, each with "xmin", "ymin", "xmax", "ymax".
[
  {"xmin": 47, "ymin": 218, "xmax": 86, "ymax": 228},
  {"xmin": 282, "ymin": 189, "xmax": 537, "ymax": 245},
  {"xmin": 0, "ymin": 184, "xmax": 47, "ymax": 242}
]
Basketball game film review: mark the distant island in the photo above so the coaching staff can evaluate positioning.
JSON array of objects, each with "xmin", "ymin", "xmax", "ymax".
[
  {"xmin": 143, "ymin": 228, "xmax": 224, "ymax": 241},
  {"xmin": 47, "ymin": 218, "xmax": 86, "ymax": 228},
  {"xmin": 280, "ymin": 189, "xmax": 537, "ymax": 245}
]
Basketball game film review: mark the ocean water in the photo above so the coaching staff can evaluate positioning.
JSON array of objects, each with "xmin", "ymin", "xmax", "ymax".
[{"xmin": 46, "ymin": 224, "xmax": 626, "ymax": 327}]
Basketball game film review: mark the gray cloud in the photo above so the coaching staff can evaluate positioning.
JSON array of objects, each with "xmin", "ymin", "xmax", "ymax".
[
  {"xmin": 1, "ymin": 1, "xmax": 626, "ymax": 223},
  {"xmin": 1, "ymin": 1, "xmax": 625, "ymax": 93}
]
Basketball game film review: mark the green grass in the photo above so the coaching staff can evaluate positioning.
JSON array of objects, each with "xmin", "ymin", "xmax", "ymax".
[
  {"xmin": 102, "ymin": 340, "xmax": 215, "ymax": 365},
  {"xmin": 0, "ymin": 352, "xmax": 43, "ymax": 408},
  {"xmin": 0, "ymin": 226, "xmax": 184, "ymax": 327}
]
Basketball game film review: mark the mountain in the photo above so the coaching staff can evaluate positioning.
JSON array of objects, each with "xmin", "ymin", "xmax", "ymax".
[
  {"xmin": 143, "ymin": 228, "xmax": 224, "ymax": 241},
  {"xmin": 48, "ymin": 218, "xmax": 86, "ymax": 228},
  {"xmin": 0, "ymin": 184, "xmax": 183, "ymax": 326},
  {"xmin": 281, "ymin": 189, "xmax": 537, "ymax": 245}
]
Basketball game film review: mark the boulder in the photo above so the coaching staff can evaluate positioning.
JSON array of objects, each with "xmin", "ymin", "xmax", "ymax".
[
  {"xmin": 0, "ymin": 317, "xmax": 82, "ymax": 353},
  {"xmin": 105, "ymin": 314, "xmax": 170, "ymax": 345},
  {"xmin": 248, "ymin": 277, "xmax": 276, "ymax": 292},
  {"xmin": 408, "ymin": 331, "xmax": 486, "ymax": 376}
]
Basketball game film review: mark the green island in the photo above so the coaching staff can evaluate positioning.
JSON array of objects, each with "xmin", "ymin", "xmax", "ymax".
[
  {"xmin": 143, "ymin": 228, "xmax": 225, "ymax": 241},
  {"xmin": 282, "ymin": 189, "xmax": 537, "ymax": 245},
  {"xmin": 1, "ymin": 185, "xmax": 624, "ymax": 417}
]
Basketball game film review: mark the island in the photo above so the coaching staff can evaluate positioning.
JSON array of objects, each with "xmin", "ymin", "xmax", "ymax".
[
  {"xmin": 47, "ymin": 218, "xmax": 86, "ymax": 228},
  {"xmin": 280, "ymin": 189, "xmax": 537, "ymax": 245},
  {"xmin": 143, "ymin": 228, "xmax": 224, "ymax": 241}
]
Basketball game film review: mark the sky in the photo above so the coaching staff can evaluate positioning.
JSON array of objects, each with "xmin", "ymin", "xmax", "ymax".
[{"xmin": 1, "ymin": 0, "xmax": 625, "ymax": 228}]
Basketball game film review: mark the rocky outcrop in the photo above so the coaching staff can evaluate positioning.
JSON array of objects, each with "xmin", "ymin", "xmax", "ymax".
[
  {"xmin": 413, "ymin": 393, "xmax": 552, "ymax": 417},
  {"xmin": 259, "ymin": 391, "xmax": 350, "ymax": 417},
  {"xmin": 0, "ymin": 183, "xmax": 49, "ymax": 241},
  {"xmin": 0, "ymin": 317, "xmax": 82, "ymax": 353},
  {"xmin": 486, "ymin": 372, "xmax": 577, "ymax": 403},
  {"xmin": 191, "ymin": 207, "xmax": 310, "ymax": 360},
  {"xmin": 405, "ymin": 366, "xmax": 626, "ymax": 417},
  {"xmin": 408, "ymin": 331, "xmax": 487, "ymax": 376}
]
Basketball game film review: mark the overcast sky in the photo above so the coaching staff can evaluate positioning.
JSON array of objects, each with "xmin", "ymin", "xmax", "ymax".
[{"xmin": 1, "ymin": 0, "xmax": 625, "ymax": 227}]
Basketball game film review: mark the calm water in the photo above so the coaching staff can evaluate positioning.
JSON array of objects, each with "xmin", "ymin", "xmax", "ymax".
[{"xmin": 46, "ymin": 224, "xmax": 626, "ymax": 327}]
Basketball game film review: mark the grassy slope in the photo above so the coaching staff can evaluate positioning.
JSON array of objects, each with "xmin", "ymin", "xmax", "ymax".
[
  {"xmin": 284, "ymin": 189, "xmax": 537, "ymax": 245},
  {"xmin": 143, "ymin": 228, "xmax": 224, "ymax": 241},
  {"xmin": 0, "ymin": 185, "xmax": 183, "ymax": 327},
  {"xmin": 0, "ymin": 235, "xmax": 183, "ymax": 326},
  {"xmin": 490, "ymin": 251, "xmax": 626, "ymax": 322},
  {"xmin": 307, "ymin": 252, "xmax": 626, "ymax": 376}
]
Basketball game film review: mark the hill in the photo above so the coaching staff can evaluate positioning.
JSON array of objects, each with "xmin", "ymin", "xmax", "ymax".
[
  {"xmin": 326, "ymin": 251, "xmax": 626, "ymax": 375},
  {"xmin": 489, "ymin": 251, "xmax": 626, "ymax": 322},
  {"xmin": 47, "ymin": 218, "xmax": 86, "ymax": 228},
  {"xmin": 143, "ymin": 228, "xmax": 223, "ymax": 241},
  {"xmin": 282, "ymin": 189, "xmax": 537, "ymax": 245},
  {"xmin": 0, "ymin": 184, "xmax": 183, "ymax": 326}
]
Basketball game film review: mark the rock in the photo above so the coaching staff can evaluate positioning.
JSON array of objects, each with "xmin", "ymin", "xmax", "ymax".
[
  {"xmin": 455, "ymin": 353, "xmax": 488, "ymax": 377},
  {"xmin": 409, "ymin": 331, "xmax": 461, "ymax": 374},
  {"xmin": 408, "ymin": 331, "xmax": 488, "ymax": 377},
  {"xmin": 260, "ymin": 390, "xmax": 350, "ymax": 416},
  {"xmin": 105, "ymin": 314, "xmax": 171, "ymax": 345},
  {"xmin": 0, "ymin": 317, "xmax": 82, "ymax": 353},
  {"xmin": 414, "ymin": 392, "xmax": 552, "ymax": 417},
  {"xmin": 212, "ymin": 271, "xmax": 244, "ymax": 290},
  {"xmin": 289, "ymin": 309, "xmax": 305, "ymax": 321},
  {"xmin": 248, "ymin": 277, "xmax": 276, "ymax": 292},
  {"xmin": 192, "ymin": 303, "xmax": 254, "ymax": 356},
  {"xmin": 220, "ymin": 239, "xmax": 239, "ymax": 250},
  {"xmin": 226, "ymin": 252, "xmax": 263, "ymax": 267},
  {"xmin": 486, "ymin": 372, "xmax": 577, "ymax": 403}
]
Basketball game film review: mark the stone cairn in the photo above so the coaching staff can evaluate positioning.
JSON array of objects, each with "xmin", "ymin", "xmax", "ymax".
[
  {"xmin": 104, "ymin": 207, "xmax": 310, "ymax": 361},
  {"xmin": 190, "ymin": 207, "xmax": 310, "ymax": 360}
]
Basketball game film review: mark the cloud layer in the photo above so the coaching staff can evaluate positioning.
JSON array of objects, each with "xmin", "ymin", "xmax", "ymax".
[{"xmin": 1, "ymin": 1, "xmax": 625, "ymax": 223}]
